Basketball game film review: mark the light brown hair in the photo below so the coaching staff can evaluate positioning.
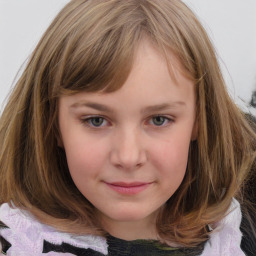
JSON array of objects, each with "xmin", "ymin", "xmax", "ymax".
[{"xmin": 0, "ymin": 0, "xmax": 255, "ymax": 247}]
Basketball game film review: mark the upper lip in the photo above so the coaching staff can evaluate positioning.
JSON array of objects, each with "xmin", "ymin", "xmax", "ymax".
[{"xmin": 105, "ymin": 181, "xmax": 153, "ymax": 187}]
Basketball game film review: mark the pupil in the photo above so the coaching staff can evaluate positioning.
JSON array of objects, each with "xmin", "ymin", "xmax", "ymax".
[
  {"xmin": 92, "ymin": 117, "xmax": 103, "ymax": 126},
  {"xmin": 153, "ymin": 116, "xmax": 164, "ymax": 125}
]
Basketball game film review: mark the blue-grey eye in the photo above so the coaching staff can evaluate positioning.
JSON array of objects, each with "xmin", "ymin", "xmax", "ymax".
[
  {"xmin": 152, "ymin": 116, "xmax": 167, "ymax": 126},
  {"xmin": 89, "ymin": 117, "xmax": 105, "ymax": 127}
]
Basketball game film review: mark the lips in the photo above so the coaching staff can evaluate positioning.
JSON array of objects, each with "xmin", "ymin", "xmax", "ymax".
[
  {"xmin": 109, "ymin": 182, "xmax": 150, "ymax": 187},
  {"xmin": 104, "ymin": 181, "xmax": 153, "ymax": 195}
]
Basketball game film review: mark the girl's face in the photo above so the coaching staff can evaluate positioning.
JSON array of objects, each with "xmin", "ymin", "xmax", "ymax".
[{"xmin": 58, "ymin": 40, "xmax": 197, "ymax": 239}]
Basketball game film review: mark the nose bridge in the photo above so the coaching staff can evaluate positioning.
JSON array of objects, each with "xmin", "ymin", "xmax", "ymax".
[{"xmin": 110, "ymin": 125, "xmax": 146, "ymax": 169}]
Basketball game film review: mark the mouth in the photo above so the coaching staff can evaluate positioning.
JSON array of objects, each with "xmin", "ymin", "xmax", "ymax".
[{"xmin": 104, "ymin": 181, "xmax": 153, "ymax": 195}]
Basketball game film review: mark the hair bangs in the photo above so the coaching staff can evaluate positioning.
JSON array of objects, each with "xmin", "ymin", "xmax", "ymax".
[
  {"xmin": 48, "ymin": 0, "xmax": 198, "ymax": 97},
  {"xmin": 49, "ymin": 1, "xmax": 151, "ymax": 96}
]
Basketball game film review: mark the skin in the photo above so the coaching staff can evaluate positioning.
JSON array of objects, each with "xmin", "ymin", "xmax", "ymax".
[{"xmin": 58, "ymin": 40, "xmax": 197, "ymax": 241}]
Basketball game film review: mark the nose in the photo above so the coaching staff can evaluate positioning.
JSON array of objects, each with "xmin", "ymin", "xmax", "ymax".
[{"xmin": 110, "ymin": 128, "xmax": 147, "ymax": 170}]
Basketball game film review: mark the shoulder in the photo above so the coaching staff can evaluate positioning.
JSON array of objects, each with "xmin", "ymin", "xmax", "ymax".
[
  {"xmin": 0, "ymin": 203, "xmax": 108, "ymax": 255},
  {"xmin": 240, "ymin": 202, "xmax": 256, "ymax": 256},
  {"xmin": 201, "ymin": 199, "xmax": 246, "ymax": 256}
]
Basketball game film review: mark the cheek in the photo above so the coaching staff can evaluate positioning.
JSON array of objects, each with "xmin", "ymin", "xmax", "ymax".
[
  {"xmin": 63, "ymin": 138, "xmax": 107, "ymax": 178},
  {"xmin": 151, "ymin": 136, "xmax": 190, "ymax": 185}
]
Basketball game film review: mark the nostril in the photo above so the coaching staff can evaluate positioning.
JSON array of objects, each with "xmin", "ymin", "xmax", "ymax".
[{"xmin": 110, "ymin": 148, "xmax": 147, "ymax": 170}]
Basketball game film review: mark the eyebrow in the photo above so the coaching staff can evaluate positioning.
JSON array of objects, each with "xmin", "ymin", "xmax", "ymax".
[
  {"xmin": 141, "ymin": 102, "xmax": 186, "ymax": 113},
  {"xmin": 70, "ymin": 102, "xmax": 114, "ymax": 112},
  {"xmin": 70, "ymin": 101, "xmax": 186, "ymax": 113}
]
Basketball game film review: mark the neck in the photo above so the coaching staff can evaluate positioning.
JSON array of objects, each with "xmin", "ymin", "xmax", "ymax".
[{"xmin": 99, "ymin": 213, "xmax": 158, "ymax": 241}]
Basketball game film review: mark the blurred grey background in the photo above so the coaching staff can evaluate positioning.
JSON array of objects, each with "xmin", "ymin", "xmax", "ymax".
[{"xmin": 0, "ymin": 0, "xmax": 256, "ymax": 114}]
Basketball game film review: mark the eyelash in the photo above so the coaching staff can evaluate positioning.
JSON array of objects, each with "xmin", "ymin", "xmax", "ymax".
[
  {"xmin": 148, "ymin": 116, "xmax": 173, "ymax": 126},
  {"xmin": 81, "ymin": 116, "xmax": 109, "ymax": 128},
  {"xmin": 80, "ymin": 115, "xmax": 174, "ymax": 128}
]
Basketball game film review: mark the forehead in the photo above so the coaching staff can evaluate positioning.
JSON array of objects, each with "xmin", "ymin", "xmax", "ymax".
[
  {"xmin": 132, "ymin": 39, "xmax": 192, "ymax": 84},
  {"xmin": 59, "ymin": 40, "xmax": 195, "ymax": 113}
]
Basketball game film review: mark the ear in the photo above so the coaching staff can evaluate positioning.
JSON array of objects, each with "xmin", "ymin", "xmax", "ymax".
[{"xmin": 191, "ymin": 119, "xmax": 198, "ymax": 141}]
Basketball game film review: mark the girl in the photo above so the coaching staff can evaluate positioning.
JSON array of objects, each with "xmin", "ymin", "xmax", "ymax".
[{"xmin": 0, "ymin": 0, "xmax": 255, "ymax": 255}]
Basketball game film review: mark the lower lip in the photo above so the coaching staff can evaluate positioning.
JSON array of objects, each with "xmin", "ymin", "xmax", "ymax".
[{"xmin": 105, "ymin": 183, "xmax": 151, "ymax": 195}]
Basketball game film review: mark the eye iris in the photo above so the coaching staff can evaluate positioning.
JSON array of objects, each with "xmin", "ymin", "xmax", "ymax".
[
  {"xmin": 91, "ymin": 117, "xmax": 104, "ymax": 126},
  {"xmin": 153, "ymin": 116, "xmax": 165, "ymax": 126}
]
